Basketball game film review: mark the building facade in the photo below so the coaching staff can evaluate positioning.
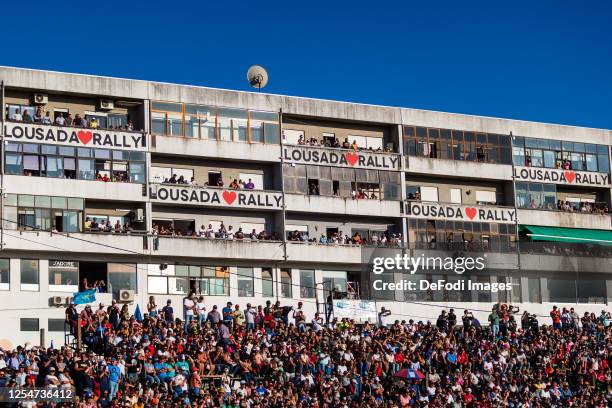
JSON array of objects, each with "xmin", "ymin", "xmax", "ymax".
[{"xmin": 0, "ymin": 66, "xmax": 610, "ymax": 347}]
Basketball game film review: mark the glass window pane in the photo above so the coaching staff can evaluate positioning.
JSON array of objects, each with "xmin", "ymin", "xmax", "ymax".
[
  {"xmin": 51, "ymin": 197, "xmax": 67, "ymax": 209},
  {"xmin": 67, "ymin": 198, "xmax": 84, "ymax": 210},
  {"xmin": 18, "ymin": 195, "xmax": 35, "ymax": 207},
  {"xmin": 5, "ymin": 194, "xmax": 17, "ymax": 206},
  {"xmin": 5, "ymin": 153, "xmax": 23, "ymax": 175},
  {"xmin": 107, "ymin": 263, "xmax": 137, "ymax": 299},
  {"xmin": 94, "ymin": 149, "xmax": 111, "ymax": 159},
  {"xmin": 42, "ymin": 145, "xmax": 57, "ymax": 155},
  {"xmin": 299, "ymin": 270, "xmax": 315, "ymax": 298},
  {"xmin": 23, "ymin": 144, "xmax": 40, "ymax": 153},
  {"xmin": 261, "ymin": 268, "xmax": 274, "ymax": 298},
  {"xmin": 20, "ymin": 259, "xmax": 39, "ymax": 285},
  {"xmin": 78, "ymin": 159, "xmax": 94, "ymax": 180},
  {"xmin": 78, "ymin": 148, "xmax": 92, "ymax": 158},
  {"xmin": 20, "ymin": 318, "xmax": 39, "ymax": 331},
  {"xmin": 58, "ymin": 146, "xmax": 75, "ymax": 156},
  {"xmin": 237, "ymin": 267, "xmax": 254, "ymax": 297},
  {"xmin": 35, "ymin": 196, "xmax": 51, "ymax": 208}
]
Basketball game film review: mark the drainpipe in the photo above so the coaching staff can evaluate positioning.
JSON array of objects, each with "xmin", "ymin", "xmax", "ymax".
[
  {"xmin": 509, "ymin": 132, "xmax": 522, "ymax": 282},
  {"xmin": 279, "ymin": 108, "xmax": 288, "ymax": 263},
  {"xmin": 0, "ymin": 80, "xmax": 4, "ymax": 251}
]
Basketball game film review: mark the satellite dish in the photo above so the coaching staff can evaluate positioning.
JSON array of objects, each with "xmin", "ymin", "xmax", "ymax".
[{"xmin": 247, "ymin": 65, "xmax": 269, "ymax": 91}]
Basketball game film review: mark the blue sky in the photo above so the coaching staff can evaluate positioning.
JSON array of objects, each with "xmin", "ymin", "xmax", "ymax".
[{"xmin": 1, "ymin": 1, "xmax": 611, "ymax": 129}]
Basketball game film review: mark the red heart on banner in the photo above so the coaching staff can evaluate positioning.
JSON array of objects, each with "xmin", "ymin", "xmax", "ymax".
[
  {"xmin": 222, "ymin": 191, "xmax": 237, "ymax": 205},
  {"xmin": 564, "ymin": 171, "xmax": 575, "ymax": 183},
  {"xmin": 465, "ymin": 207, "xmax": 477, "ymax": 220},
  {"xmin": 345, "ymin": 152, "xmax": 358, "ymax": 166},
  {"xmin": 77, "ymin": 130, "xmax": 93, "ymax": 145}
]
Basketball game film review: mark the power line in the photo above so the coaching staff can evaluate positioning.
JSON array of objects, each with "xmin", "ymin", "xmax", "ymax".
[{"xmin": 0, "ymin": 220, "xmax": 536, "ymax": 319}]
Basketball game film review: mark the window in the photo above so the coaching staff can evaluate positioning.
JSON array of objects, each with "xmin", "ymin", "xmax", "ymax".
[
  {"xmin": 405, "ymin": 126, "xmax": 511, "ymax": 164},
  {"xmin": 283, "ymin": 129, "xmax": 304, "ymax": 144},
  {"xmin": 261, "ymin": 268, "xmax": 274, "ymax": 298},
  {"xmin": 420, "ymin": 186, "xmax": 439, "ymax": 202},
  {"xmin": 108, "ymin": 263, "xmax": 137, "ymax": 299},
  {"xmin": 147, "ymin": 264, "xmax": 188, "ymax": 295},
  {"xmin": 20, "ymin": 259, "xmax": 39, "ymax": 291},
  {"xmin": 237, "ymin": 267, "xmax": 254, "ymax": 297},
  {"xmin": 4, "ymin": 142, "xmax": 145, "ymax": 183},
  {"xmin": 0, "ymin": 259, "xmax": 9, "ymax": 290},
  {"xmin": 450, "ymin": 188, "xmax": 462, "ymax": 204},
  {"xmin": 321, "ymin": 271, "xmax": 347, "ymax": 294},
  {"xmin": 280, "ymin": 269, "xmax": 292, "ymax": 298},
  {"xmin": 5, "ymin": 194, "xmax": 84, "ymax": 233},
  {"xmin": 20, "ymin": 318, "xmax": 39, "ymax": 332},
  {"xmin": 199, "ymin": 266, "xmax": 229, "ymax": 296},
  {"xmin": 515, "ymin": 183, "xmax": 556, "ymax": 210},
  {"xmin": 527, "ymin": 277, "xmax": 541, "ymax": 303},
  {"xmin": 239, "ymin": 173, "xmax": 263, "ymax": 190},
  {"xmin": 516, "ymin": 137, "xmax": 609, "ymax": 173},
  {"xmin": 48, "ymin": 260, "xmax": 79, "ymax": 292},
  {"xmin": 475, "ymin": 190, "xmax": 496, "ymax": 205},
  {"xmin": 48, "ymin": 319, "xmax": 66, "ymax": 332},
  {"xmin": 299, "ymin": 270, "xmax": 315, "ymax": 298}
]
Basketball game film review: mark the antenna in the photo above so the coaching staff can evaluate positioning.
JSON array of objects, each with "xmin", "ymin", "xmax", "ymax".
[{"xmin": 247, "ymin": 65, "xmax": 269, "ymax": 92}]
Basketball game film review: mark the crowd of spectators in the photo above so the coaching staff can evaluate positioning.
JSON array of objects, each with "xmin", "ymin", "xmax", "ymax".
[
  {"xmin": 287, "ymin": 230, "xmax": 403, "ymax": 247},
  {"xmin": 0, "ymin": 300, "xmax": 609, "ymax": 406},
  {"xmin": 159, "ymin": 174, "xmax": 257, "ymax": 190},
  {"xmin": 296, "ymin": 135, "xmax": 393, "ymax": 153},
  {"xmin": 84, "ymin": 218, "xmax": 134, "ymax": 234},
  {"xmin": 152, "ymin": 223, "xmax": 280, "ymax": 241},
  {"xmin": 555, "ymin": 200, "xmax": 610, "ymax": 214},
  {"xmin": 8, "ymin": 106, "xmax": 136, "ymax": 132}
]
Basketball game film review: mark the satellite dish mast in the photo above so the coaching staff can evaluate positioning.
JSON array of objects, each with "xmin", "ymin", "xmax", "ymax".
[{"xmin": 247, "ymin": 65, "xmax": 269, "ymax": 92}]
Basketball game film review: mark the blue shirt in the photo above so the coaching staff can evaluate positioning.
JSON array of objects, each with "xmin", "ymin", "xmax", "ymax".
[
  {"xmin": 222, "ymin": 307, "xmax": 233, "ymax": 321},
  {"xmin": 108, "ymin": 365, "xmax": 121, "ymax": 383}
]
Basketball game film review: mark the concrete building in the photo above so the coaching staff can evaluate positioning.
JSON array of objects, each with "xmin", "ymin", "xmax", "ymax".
[{"xmin": 0, "ymin": 66, "xmax": 610, "ymax": 348}]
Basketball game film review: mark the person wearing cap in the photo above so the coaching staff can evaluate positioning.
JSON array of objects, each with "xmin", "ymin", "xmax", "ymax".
[{"xmin": 45, "ymin": 366, "xmax": 60, "ymax": 388}]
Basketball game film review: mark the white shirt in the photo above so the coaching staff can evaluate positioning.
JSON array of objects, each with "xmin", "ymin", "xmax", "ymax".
[
  {"xmin": 55, "ymin": 116, "xmax": 66, "ymax": 126},
  {"xmin": 196, "ymin": 302, "xmax": 206, "ymax": 316},
  {"xmin": 184, "ymin": 298, "xmax": 195, "ymax": 316},
  {"xmin": 11, "ymin": 112, "xmax": 22, "ymax": 121}
]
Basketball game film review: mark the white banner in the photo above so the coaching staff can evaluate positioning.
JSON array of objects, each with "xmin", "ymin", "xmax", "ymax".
[
  {"xmin": 3, "ymin": 122, "xmax": 147, "ymax": 151},
  {"xmin": 406, "ymin": 202, "xmax": 516, "ymax": 224},
  {"xmin": 151, "ymin": 185, "xmax": 283, "ymax": 210},
  {"xmin": 513, "ymin": 166, "xmax": 610, "ymax": 187},
  {"xmin": 333, "ymin": 299, "xmax": 377, "ymax": 322},
  {"xmin": 283, "ymin": 146, "xmax": 401, "ymax": 170}
]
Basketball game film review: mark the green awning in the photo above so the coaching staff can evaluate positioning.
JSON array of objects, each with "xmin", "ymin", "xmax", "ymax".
[{"xmin": 520, "ymin": 225, "xmax": 612, "ymax": 244}]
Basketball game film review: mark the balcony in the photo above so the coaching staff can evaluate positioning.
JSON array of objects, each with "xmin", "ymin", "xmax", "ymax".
[
  {"xmin": 286, "ymin": 194, "xmax": 401, "ymax": 217},
  {"xmin": 282, "ymin": 145, "xmax": 402, "ymax": 171},
  {"xmin": 152, "ymin": 236, "xmax": 285, "ymax": 262},
  {"xmin": 406, "ymin": 156, "xmax": 512, "ymax": 180},
  {"xmin": 4, "ymin": 175, "xmax": 147, "ymax": 202},
  {"xmin": 150, "ymin": 184, "xmax": 283, "ymax": 210},
  {"xmin": 151, "ymin": 136, "xmax": 280, "ymax": 162},
  {"xmin": 2, "ymin": 231, "xmax": 147, "ymax": 254},
  {"xmin": 285, "ymin": 241, "xmax": 365, "ymax": 264},
  {"xmin": 513, "ymin": 166, "xmax": 611, "ymax": 188},
  {"xmin": 517, "ymin": 209, "xmax": 611, "ymax": 230}
]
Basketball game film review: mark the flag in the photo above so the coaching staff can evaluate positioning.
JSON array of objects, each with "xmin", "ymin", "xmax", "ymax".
[
  {"xmin": 73, "ymin": 289, "xmax": 96, "ymax": 305},
  {"xmin": 134, "ymin": 304, "xmax": 143, "ymax": 322}
]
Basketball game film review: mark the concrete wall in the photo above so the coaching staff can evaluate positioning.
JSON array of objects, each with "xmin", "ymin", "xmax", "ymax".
[
  {"xmin": 407, "ymin": 156, "xmax": 513, "ymax": 180},
  {"xmin": 285, "ymin": 194, "xmax": 402, "ymax": 217},
  {"xmin": 517, "ymin": 209, "xmax": 612, "ymax": 230}
]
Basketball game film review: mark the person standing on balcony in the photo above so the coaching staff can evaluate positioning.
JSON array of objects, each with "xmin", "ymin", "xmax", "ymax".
[
  {"xmin": 244, "ymin": 179, "xmax": 255, "ymax": 189},
  {"xmin": 55, "ymin": 112, "xmax": 66, "ymax": 126},
  {"xmin": 10, "ymin": 108, "xmax": 22, "ymax": 121}
]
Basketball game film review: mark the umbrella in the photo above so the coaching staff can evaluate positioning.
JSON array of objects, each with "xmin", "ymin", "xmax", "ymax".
[
  {"xmin": 134, "ymin": 304, "xmax": 143, "ymax": 322},
  {"xmin": 393, "ymin": 369, "xmax": 425, "ymax": 380}
]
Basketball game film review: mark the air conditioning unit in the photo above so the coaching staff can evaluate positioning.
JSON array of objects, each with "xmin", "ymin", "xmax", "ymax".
[
  {"xmin": 135, "ymin": 208, "xmax": 144, "ymax": 222},
  {"xmin": 100, "ymin": 99, "xmax": 115, "ymax": 110},
  {"xmin": 51, "ymin": 296, "xmax": 64, "ymax": 307},
  {"xmin": 118, "ymin": 290, "xmax": 135, "ymax": 303},
  {"xmin": 34, "ymin": 93, "xmax": 48, "ymax": 104},
  {"xmin": 65, "ymin": 296, "xmax": 73, "ymax": 305}
]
